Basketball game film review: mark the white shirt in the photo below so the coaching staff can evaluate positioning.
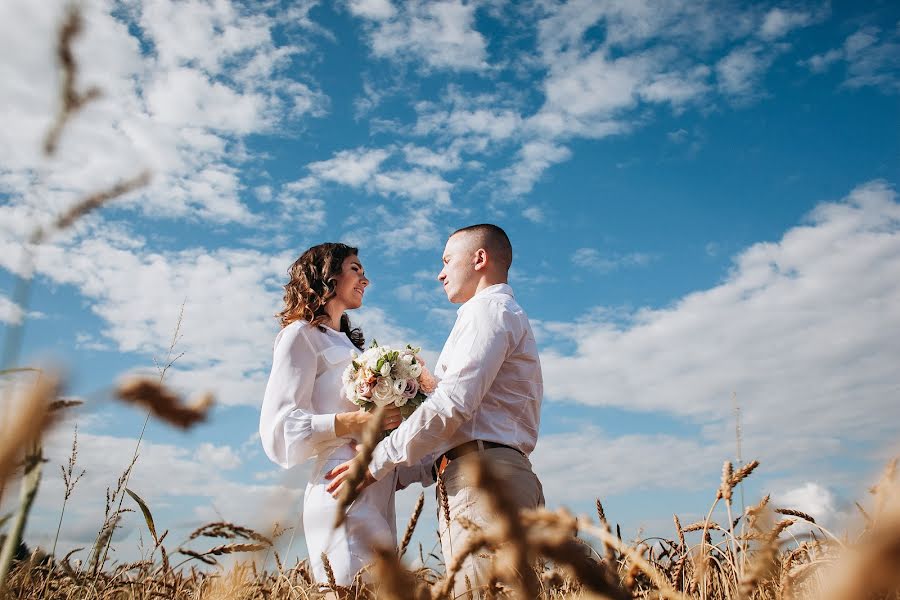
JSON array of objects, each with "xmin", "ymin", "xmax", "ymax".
[
  {"xmin": 369, "ymin": 283, "xmax": 543, "ymax": 481},
  {"xmin": 259, "ymin": 320, "xmax": 360, "ymax": 468}
]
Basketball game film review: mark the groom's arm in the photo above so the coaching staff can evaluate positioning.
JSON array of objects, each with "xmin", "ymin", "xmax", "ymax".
[{"xmin": 366, "ymin": 299, "xmax": 517, "ymax": 481}]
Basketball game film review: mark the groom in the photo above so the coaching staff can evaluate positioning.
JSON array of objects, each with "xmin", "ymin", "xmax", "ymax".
[{"xmin": 327, "ymin": 223, "xmax": 544, "ymax": 593}]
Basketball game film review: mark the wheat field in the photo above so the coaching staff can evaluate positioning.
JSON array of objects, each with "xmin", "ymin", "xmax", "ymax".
[{"xmin": 2, "ymin": 385, "xmax": 899, "ymax": 600}]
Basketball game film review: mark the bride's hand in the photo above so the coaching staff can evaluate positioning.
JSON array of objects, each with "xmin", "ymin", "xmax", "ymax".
[{"xmin": 334, "ymin": 407, "xmax": 403, "ymax": 438}]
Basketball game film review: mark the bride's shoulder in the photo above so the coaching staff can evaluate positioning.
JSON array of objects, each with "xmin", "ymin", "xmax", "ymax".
[{"xmin": 274, "ymin": 319, "xmax": 314, "ymax": 346}]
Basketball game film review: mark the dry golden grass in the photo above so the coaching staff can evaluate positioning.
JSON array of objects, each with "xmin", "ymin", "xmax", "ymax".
[
  {"xmin": 3, "ymin": 450, "xmax": 899, "ymax": 600},
  {"xmin": 114, "ymin": 376, "xmax": 214, "ymax": 430}
]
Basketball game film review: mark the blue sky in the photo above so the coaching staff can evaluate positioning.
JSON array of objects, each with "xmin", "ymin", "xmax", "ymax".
[{"xmin": 1, "ymin": 0, "xmax": 899, "ymax": 567}]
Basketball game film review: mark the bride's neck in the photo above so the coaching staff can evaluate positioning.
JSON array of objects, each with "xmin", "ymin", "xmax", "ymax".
[{"xmin": 324, "ymin": 302, "xmax": 344, "ymax": 331}]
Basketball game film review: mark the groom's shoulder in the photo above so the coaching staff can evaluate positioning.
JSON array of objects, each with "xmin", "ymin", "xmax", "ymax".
[{"xmin": 465, "ymin": 291, "xmax": 526, "ymax": 320}]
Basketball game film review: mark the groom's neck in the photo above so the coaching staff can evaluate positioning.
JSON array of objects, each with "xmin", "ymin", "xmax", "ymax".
[{"xmin": 473, "ymin": 275, "xmax": 507, "ymax": 296}]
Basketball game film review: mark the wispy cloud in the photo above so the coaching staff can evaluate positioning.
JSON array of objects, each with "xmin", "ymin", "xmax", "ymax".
[
  {"xmin": 348, "ymin": 0, "xmax": 488, "ymax": 71},
  {"xmin": 571, "ymin": 248, "xmax": 655, "ymax": 273},
  {"xmin": 802, "ymin": 24, "xmax": 900, "ymax": 94}
]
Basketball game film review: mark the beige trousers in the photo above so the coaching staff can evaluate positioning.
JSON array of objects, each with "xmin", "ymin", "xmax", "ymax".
[{"xmin": 437, "ymin": 446, "xmax": 544, "ymax": 598}]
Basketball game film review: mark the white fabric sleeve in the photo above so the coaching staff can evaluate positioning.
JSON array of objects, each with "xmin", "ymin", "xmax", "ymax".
[
  {"xmin": 395, "ymin": 453, "xmax": 437, "ymax": 490},
  {"xmin": 368, "ymin": 300, "xmax": 516, "ymax": 480},
  {"xmin": 259, "ymin": 325, "xmax": 337, "ymax": 468}
]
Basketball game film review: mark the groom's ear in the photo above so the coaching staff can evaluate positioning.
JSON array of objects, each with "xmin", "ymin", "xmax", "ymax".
[{"xmin": 472, "ymin": 248, "xmax": 488, "ymax": 271}]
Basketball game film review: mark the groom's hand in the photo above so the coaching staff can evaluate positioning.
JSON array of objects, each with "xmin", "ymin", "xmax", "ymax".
[{"xmin": 324, "ymin": 459, "xmax": 376, "ymax": 497}]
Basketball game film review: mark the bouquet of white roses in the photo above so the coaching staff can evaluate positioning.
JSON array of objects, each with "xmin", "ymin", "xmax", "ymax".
[{"xmin": 341, "ymin": 341, "xmax": 437, "ymax": 419}]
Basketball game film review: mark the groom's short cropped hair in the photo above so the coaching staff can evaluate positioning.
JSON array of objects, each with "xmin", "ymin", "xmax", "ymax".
[{"xmin": 452, "ymin": 223, "xmax": 513, "ymax": 271}]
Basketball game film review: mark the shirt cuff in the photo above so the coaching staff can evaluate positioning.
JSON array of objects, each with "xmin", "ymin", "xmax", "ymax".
[
  {"xmin": 309, "ymin": 413, "xmax": 336, "ymax": 442},
  {"xmin": 368, "ymin": 444, "xmax": 392, "ymax": 481}
]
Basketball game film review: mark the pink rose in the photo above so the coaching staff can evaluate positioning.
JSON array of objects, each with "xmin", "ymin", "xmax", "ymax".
[
  {"xmin": 402, "ymin": 378, "xmax": 419, "ymax": 399},
  {"xmin": 418, "ymin": 367, "xmax": 437, "ymax": 394},
  {"xmin": 355, "ymin": 380, "xmax": 373, "ymax": 398}
]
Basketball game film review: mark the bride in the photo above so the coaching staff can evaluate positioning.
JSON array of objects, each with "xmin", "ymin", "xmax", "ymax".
[{"xmin": 259, "ymin": 242, "xmax": 429, "ymax": 587}]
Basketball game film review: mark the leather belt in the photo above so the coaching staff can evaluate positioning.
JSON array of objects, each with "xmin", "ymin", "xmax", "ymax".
[{"xmin": 434, "ymin": 440, "xmax": 521, "ymax": 478}]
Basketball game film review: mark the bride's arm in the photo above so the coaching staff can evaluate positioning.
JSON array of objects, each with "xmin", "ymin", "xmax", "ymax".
[
  {"xmin": 259, "ymin": 324, "xmax": 339, "ymax": 469},
  {"xmin": 259, "ymin": 325, "xmax": 401, "ymax": 469}
]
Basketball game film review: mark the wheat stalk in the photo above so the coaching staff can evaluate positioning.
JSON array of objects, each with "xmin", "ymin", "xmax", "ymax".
[
  {"xmin": 333, "ymin": 404, "xmax": 385, "ymax": 529},
  {"xmin": 43, "ymin": 5, "xmax": 101, "ymax": 156},
  {"xmin": 399, "ymin": 492, "xmax": 425, "ymax": 559},
  {"xmin": 115, "ymin": 377, "xmax": 213, "ymax": 430}
]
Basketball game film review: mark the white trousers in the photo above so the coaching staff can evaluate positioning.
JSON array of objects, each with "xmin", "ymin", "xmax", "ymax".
[
  {"xmin": 438, "ymin": 447, "xmax": 544, "ymax": 598},
  {"xmin": 303, "ymin": 445, "xmax": 398, "ymax": 586}
]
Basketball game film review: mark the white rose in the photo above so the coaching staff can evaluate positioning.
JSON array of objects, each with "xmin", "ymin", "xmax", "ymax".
[
  {"xmin": 371, "ymin": 378, "xmax": 394, "ymax": 407},
  {"xmin": 408, "ymin": 362, "xmax": 422, "ymax": 378},
  {"xmin": 401, "ymin": 354, "xmax": 414, "ymax": 365},
  {"xmin": 380, "ymin": 362, "xmax": 391, "ymax": 377}
]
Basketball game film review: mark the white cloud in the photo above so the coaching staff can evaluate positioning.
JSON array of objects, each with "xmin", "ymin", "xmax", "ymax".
[
  {"xmin": 373, "ymin": 169, "xmax": 453, "ymax": 206},
  {"xmin": 500, "ymin": 140, "xmax": 572, "ymax": 198},
  {"xmin": 0, "ymin": 293, "xmax": 24, "ymax": 324},
  {"xmin": 801, "ymin": 25, "xmax": 900, "ymax": 94},
  {"xmin": 772, "ymin": 482, "xmax": 840, "ymax": 527},
  {"xmin": 716, "ymin": 44, "xmax": 775, "ymax": 99},
  {"xmin": 194, "ymin": 442, "xmax": 243, "ymax": 470},
  {"xmin": 639, "ymin": 65, "xmax": 712, "ymax": 107},
  {"xmin": 347, "ymin": 0, "xmax": 397, "ymax": 21},
  {"xmin": 0, "ymin": 0, "xmax": 327, "ymax": 230},
  {"xmin": 402, "ymin": 144, "xmax": 462, "ymax": 171},
  {"xmin": 146, "ymin": 67, "xmax": 267, "ymax": 133},
  {"xmin": 354, "ymin": 0, "xmax": 488, "ymax": 71},
  {"xmin": 542, "ymin": 50, "xmax": 645, "ymax": 122},
  {"xmin": 522, "ymin": 206, "xmax": 544, "ymax": 223},
  {"xmin": 539, "ymin": 181, "xmax": 900, "ymax": 470},
  {"xmin": 0, "ymin": 227, "xmax": 292, "ymax": 406},
  {"xmin": 531, "ymin": 428, "xmax": 722, "ymax": 506},
  {"xmin": 802, "ymin": 48, "xmax": 843, "ymax": 73},
  {"xmin": 276, "ymin": 196, "xmax": 327, "ymax": 233},
  {"xmin": 843, "ymin": 26, "xmax": 900, "ymax": 93},
  {"xmin": 759, "ymin": 8, "xmax": 817, "ymax": 41},
  {"xmin": 306, "ymin": 147, "xmax": 391, "ymax": 187},
  {"xmin": 292, "ymin": 146, "xmax": 454, "ymax": 251},
  {"xmin": 571, "ymin": 248, "xmax": 654, "ymax": 273}
]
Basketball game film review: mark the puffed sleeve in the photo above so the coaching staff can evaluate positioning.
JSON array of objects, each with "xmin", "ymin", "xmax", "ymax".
[{"xmin": 259, "ymin": 324, "xmax": 337, "ymax": 468}]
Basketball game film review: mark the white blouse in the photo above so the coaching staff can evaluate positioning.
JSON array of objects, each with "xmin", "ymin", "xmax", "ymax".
[{"xmin": 259, "ymin": 320, "xmax": 360, "ymax": 468}]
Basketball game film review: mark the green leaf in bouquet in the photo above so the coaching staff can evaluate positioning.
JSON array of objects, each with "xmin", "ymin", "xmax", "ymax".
[{"xmin": 351, "ymin": 360, "xmax": 361, "ymax": 370}]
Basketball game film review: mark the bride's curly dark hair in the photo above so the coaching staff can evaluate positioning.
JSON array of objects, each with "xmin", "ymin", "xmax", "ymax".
[{"xmin": 277, "ymin": 242, "xmax": 365, "ymax": 349}]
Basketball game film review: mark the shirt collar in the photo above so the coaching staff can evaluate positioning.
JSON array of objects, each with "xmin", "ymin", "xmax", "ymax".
[{"xmin": 457, "ymin": 283, "xmax": 514, "ymax": 313}]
